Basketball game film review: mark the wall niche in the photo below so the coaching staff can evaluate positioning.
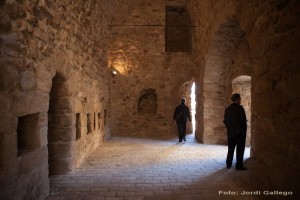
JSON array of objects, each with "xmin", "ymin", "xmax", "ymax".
[
  {"xmin": 138, "ymin": 89, "xmax": 157, "ymax": 115},
  {"xmin": 17, "ymin": 113, "xmax": 42, "ymax": 156}
]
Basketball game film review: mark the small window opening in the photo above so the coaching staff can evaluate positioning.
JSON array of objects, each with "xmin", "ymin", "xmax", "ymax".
[
  {"xmin": 138, "ymin": 89, "xmax": 157, "ymax": 115},
  {"xmin": 17, "ymin": 113, "xmax": 40, "ymax": 156},
  {"xmin": 87, "ymin": 113, "xmax": 92, "ymax": 134},
  {"xmin": 98, "ymin": 113, "xmax": 101, "ymax": 130},
  {"xmin": 94, "ymin": 113, "xmax": 96, "ymax": 131},
  {"xmin": 165, "ymin": 6, "xmax": 192, "ymax": 52},
  {"xmin": 76, "ymin": 113, "xmax": 81, "ymax": 140}
]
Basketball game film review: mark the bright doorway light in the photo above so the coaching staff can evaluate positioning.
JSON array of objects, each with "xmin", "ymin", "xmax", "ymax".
[{"xmin": 191, "ymin": 82, "xmax": 196, "ymax": 134}]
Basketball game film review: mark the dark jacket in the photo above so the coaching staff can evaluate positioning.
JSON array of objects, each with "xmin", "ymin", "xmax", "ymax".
[
  {"xmin": 223, "ymin": 103, "xmax": 247, "ymax": 138},
  {"xmin": 173, "ymin": 104, "xmax": 191, "ymax": 124}
]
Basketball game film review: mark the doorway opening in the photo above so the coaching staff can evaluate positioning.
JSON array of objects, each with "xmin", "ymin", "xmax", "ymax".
[
  {"xmin": 190, "ymin": 82, "xmax": 196, "ymax": 134},
  {"xmin": 48, "ymin": 73, "xmax": 72, "ymax": 175},
  {"xmin": 178, "ymin": 79, "xmax": 196, "ymax": 136},
  {"xmin": 232, "ymin": 75, "xmax": 251, "ymax": 147}
]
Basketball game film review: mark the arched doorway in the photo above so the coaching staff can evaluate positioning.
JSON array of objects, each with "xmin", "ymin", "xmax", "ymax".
[
  {"xmin": 48, "ymin": 73, "xmax": 73, "ymax": 175},
  {"xmin": 232, "ymin": 75, "xmax": 251, "ymax": 146},
  {"xmin": 178, "ymin": 79, "xmax": 196, "ymax": 136}
]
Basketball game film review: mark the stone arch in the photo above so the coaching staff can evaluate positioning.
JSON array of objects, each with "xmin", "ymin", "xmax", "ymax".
[
  {"xmin": 202, "ymin": 17, "xmax": 245, "ymax": 144},
  {"xmin": 48, "ymin": 72, "xmax": 74, "ymax": 175},
  {"xmin": 138, "ymin": 89, "xmax": 157, "ymax": 115},
  {"xmin": 232, "ymin": 75, "xmax": 252, "ymax": 146}
]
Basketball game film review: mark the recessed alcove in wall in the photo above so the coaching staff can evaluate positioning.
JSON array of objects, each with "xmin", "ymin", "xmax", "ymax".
[
  {"xmin": 165, "ymin": 6, "xmax": 192, "ymax": 52},
  {"xmin": 94, "ymin": 113, "xmax": 96, "ymax": 131},
  {"xmin": 17, "ymin": 113, "xmax": 41, "ymax": 156},
  {"xmin": 98, "ymin": 113, "xmax": 101, "ymax": 130},
  {"xmin": 232, "ymin": 75, "xmax": 252, "ymax": 146},
  {"xmin": 138, "ymin": 89, "xmax": 157, "ymax": 115},
  {"xmin": 76, "ymin": 113, "xmax": 81, "ymax": 140},
  {"xmin": 87, "ymin": 113, "xmax": 92, "ymax": 134}
]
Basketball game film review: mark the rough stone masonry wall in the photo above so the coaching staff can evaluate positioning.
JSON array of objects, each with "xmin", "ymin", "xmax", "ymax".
[
  {"xmin": 109, "ymin": 0, "xmax": 197, "ymax": 137},
  {"xmin": 188, "ymin": 0, "xmax": 300, "ymax": 193},
  {"xmin": 0, "ymin": 0, "xmax": 117, "ymax": 199}
]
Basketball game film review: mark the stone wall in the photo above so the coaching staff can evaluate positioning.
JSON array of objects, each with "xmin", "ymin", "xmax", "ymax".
[
  {"xmin": 109, "ymin": 0, "xmax": 197, "ymax": 137},
  {"xmin": 0, "ymin": 0, "xmax": 117, "ymax": 199},
  {"xmin": 188, "ymin": 0, "xmax": 300, "ymax": 193}
]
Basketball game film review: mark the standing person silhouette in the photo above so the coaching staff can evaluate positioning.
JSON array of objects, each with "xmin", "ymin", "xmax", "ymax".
[
  {"xmin": 173, "ymin": 98, "xmax": 191, "ymax": 142},
  {"xmin": 223, "ymin": 93, "xmax": 247, "ymax": 170}
]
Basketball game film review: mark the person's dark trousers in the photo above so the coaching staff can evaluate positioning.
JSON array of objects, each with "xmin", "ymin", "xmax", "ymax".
[
  {"xmin": 226, "ymin": 134, "xmax": 246, "ymax": 168},
  {"xmin": 177, "ymin": 122, "xmax": 186, "ymax": 142}
]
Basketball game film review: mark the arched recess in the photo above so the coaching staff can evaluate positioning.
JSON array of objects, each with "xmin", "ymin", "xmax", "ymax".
[
  {"xmin": 232, "ymin": 75, "xmax": 251, "ymax": 146},
  {"xmin": 202, "ymin": 17, "xmax": 245, "ymax": 144},
  {"xmin": 48, "ymin": 73, "xmax": 74, "ymax": 175},
  {"xmin": 138, "ymin": 89, "xmax": 157, "ymax": 115}
]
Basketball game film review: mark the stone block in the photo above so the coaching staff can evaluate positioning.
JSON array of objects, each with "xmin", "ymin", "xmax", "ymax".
[
  {"xmin": 0, "ymin": 114, "xmax": 15, "ymax": 134},
  {"xmin": 29, "ymin": 164, "xmax": 49, "ymax": 192},
  {"xmin": 0, "ymin": 171, "xmax": 17, "ymax": 189},
  {"xmin": 48, "ymin": 142, "xmax": 75, "ymax": 159},
  {"xmin": 253, "ymin": 116, "xmax": 275, "ymax": 136},
  {"xmin": 18, "ymin": 146, "xmax": 47, "ymax": 175},
  {"xmin": 48, "ymin": 113, "xmax": 75, "ymax": 128},
  {"xmin": 39, "ymin": 126, "xmax": 48, "ymax": 147},
  {"xmin": 0, "ymin": 63, "xmax": 19, "ymax": 92},
  {"xmin": 1, "ymin": 132, "xmax": 18, "ymax": 173},
  {"xmin": 49, "ymin": 97, "xmax": 73, "ymax": 113},
  {"xmin": 7, "ymin": 2, "xmax": 26, "ymax": 19},
  {"xmin": 249, "ymin": 29, "xmax": 271, "ymax": 59},
  {"xmin": 12, "ymin": 90, "xmax": 49, "ymax": 117},
  {"xmin": 13, "ymin": 163, "xmax": 49, "ymax": 199},
  {"xmin": 48, "ymin": 126, "xmax": 76, "ymax": 142},
  {"xmin": 213, "ymin": 126, "xmax": 226, "ymax": 137},
  {"xmin": 20, "ymin": 71, "xmax": 36, "ymax": 91},
  {"xmin": 0, "ymin": 12, "xmax": 11, "ymax": 33},
  {"xmin": 35, "ymin": 65, "xmax": 55, "ymax": 93},
  {"xmin": 49, "ymin": 158, "xmax": 74, "ymax": 175},
  {"xmin": 35, "ymin": 179, "xmax": 50, "ymax": 200},
  {"xmin": 0, "ymin": 92, "xmax": 11, "ymax": 113},
  {"xmin": 74, "ymin": 98, "xmax": 84, "ymax": 111}
]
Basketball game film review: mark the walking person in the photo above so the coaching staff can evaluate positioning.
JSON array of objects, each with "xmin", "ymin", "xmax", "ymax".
[
  {"xmin": 223, "ymin": 93, "xmax": 247, "ymax": 170},
  {"xmin": 173, "ymin": 98, "xmax": 191, "ymax": 142}
]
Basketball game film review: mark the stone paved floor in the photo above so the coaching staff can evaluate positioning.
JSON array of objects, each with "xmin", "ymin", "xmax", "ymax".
[{"xmin": 47, "ymin": 135, "xmax": 275, "ymax": 200}]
